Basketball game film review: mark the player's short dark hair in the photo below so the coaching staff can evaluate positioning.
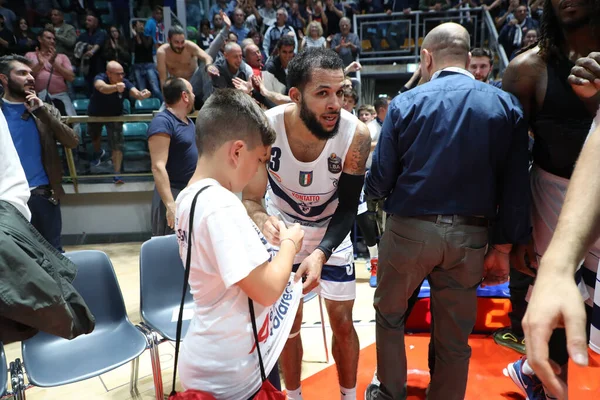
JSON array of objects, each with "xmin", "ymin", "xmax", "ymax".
[
  {"xmin": 287, "ymin": 48, "xmax": 344, "ymax": 92},
  {"xmin": 0, "ymin": 54, "xmax": 31, "ymax": 77},
  {"xmin": 196, "ymin": 89, "xmax": 276, "ymax": 156},
  {"xmin": 470, "ymin": 47, "xmax": 493, "ymax": 66},
  {"xmin": 163, "ymin": 77, "xmax": 189, "ymax": 106},
  {"xmin": 168, "ymin": 24, "xmax": 185, "ymax": 39}
]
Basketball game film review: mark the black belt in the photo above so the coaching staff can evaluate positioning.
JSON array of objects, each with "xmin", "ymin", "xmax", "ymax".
[
  {"xmin": 412, "ymin": 214, "xmax": 489, "ymax": 227},
  {"xmin": 30, "ymin": 185, "xmax": 52, "ymax": 197}
]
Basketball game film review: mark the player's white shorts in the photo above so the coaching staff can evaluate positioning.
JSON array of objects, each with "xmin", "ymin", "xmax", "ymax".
[{"xmin": 292, "ymin": 263, "xmax": 356, "ymax": 301}]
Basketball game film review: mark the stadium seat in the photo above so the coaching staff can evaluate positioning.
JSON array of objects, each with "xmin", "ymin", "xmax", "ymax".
[
  {"xmin": 18, "ymin": 251, "xmax": 147, "ymax": 397},
  {"xmin": 134, "ymin": 98, "xmax": 161, "ymax": 114},
  {"xmin": 134, "ymin": 235, "xmax": 194, "ymax": 398},
  {"xmin": 95, "ymin": 1, "xmax": 110, "ymax": 11},
  {"xmin": 123, "ymin": 122, "xmax": 148, "ymax": 138},
  {"xmin": 100, "ymin": 14, "xmax": 114, "ymax": 26},
  {"xmin": 123, "ymin": 99, "xmax": 131, "ymax": 115},
  {"xmin": 72, "ymin": 76, "xmax": 86, "ymax": 90},
  {"xmin": 0, "ymin": 343, "xmax": 6, "ymax": 397},
  {"xmin": 73, "ymin": 99, "xmax": 89, "ymax": 115}
]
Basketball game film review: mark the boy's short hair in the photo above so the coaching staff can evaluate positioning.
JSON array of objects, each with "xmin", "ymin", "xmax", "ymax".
[
  {"xmin": 345, "ymin": 89, "xmax": 358, "ymax": 105},
  {"xmin": 196, "ymin": 89, "xmax": 276, "ymax": 156},
  {"xmin": 357, "ymin": 104, "xmax": 372, "ymax": 114}
]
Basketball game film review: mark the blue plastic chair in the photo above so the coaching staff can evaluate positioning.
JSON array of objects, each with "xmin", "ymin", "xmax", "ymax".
[
  {"xmin": 0, "ymin": 343, "xmax": 6, "ymax": 397},
  {"xmin": 134, "ymin": 235, "xmax": 193, "ymax": 398},
  {"xmin": 73, "ymin": 99, "xmax": 89, "ymax": 115},
  {"xmin": 72, "ymin": 76, "xmax": 86, "ymax": 89},
  {"xmin": 123, "ymin": 98, "xmax": 131, "ymax": 115},
  {"xmin": 134, "ymin": 98, "xmax": 161, "ymax": 114},
  {"xmin": 19, "ymin": 251, "xmax": 147, "ymax": 396},
  {"xmin": 123, "ymin": 122, "xmax": 148, "ymax": 138}
]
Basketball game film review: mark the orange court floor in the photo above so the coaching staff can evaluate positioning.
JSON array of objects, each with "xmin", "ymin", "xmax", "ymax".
[{"xmin": 3, "ymin": 242, "xmax": 600, "ymax": 399}]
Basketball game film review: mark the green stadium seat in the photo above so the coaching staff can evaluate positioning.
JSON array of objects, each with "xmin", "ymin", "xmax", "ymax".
[
  {"xmin": 122, "ymin": 122, "xmax": 148, "ymax": 138},
  {"xmin": 123, "ymin": 99, "xmax": 131, "ymax": 115},
  {"xmin": 134, "ymin": 98, "xmax": 161, "ymax": 114},
  {"xmin": 73, "ymin": 99, "xmax": 89, "ymax": 115}
]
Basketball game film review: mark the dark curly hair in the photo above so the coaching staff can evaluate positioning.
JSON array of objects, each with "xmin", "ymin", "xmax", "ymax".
[{"xmin": 538, "ymin": 0, "xmax": 600, "ymax": 62}]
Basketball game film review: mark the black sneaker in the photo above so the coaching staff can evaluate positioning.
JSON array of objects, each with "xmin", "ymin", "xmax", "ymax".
[
  {"xmin": 493, "ymin": 327, "xmax": 526, "ymax": 354},
  {"xmin": 364, "ymin": 383, "xmax": 379, "ymax": 400}
]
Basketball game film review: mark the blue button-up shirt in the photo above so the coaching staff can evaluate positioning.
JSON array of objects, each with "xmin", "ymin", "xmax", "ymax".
[{"xmin": 365, "ymin": 69, "xmax": 531, "ymax": 244}]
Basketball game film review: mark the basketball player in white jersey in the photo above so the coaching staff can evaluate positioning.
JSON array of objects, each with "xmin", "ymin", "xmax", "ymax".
[{"xmin": 243, "ymin": 48, "xmax": 371, "ymax": 400}]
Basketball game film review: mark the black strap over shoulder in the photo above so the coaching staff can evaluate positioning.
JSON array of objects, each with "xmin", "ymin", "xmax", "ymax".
[{"xmin": 170, "ymin": 185, "xmax": 211, "ymax": 396}]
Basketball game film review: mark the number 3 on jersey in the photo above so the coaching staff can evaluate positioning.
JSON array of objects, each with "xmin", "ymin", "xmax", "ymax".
[{"xmin": 270, "ymin": 147, "xmax": 282, "ymax": 172}]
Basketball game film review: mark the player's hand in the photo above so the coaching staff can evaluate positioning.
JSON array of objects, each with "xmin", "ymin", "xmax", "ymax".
[
  {"xmin": 294, "ymin": 249, "xmax": 325, "ymax": 294},
  {"xmin": 166, "ymin": 201, "xmax": 176, "ymax": 230},
  {"xmin": 278, "ymin": 222, "xmax": 304, "ymax": 254},
  {"xmin": 482, "ymin": 246, "xmax": 510, "ymax": 287},
  {"xmin": 568, "ymin": 52, "xmax": 600, "ymax": 100},
  {"xmin": 522, "ymin": 260, "xmax": 588, "ymax": 400},
  {"xmin": 510, "ymin": 239, "xmax": 538, "ymax": 277},
  {"xmin": 262, "ymin": 215, "xmax": 282, "ymax": 245}
]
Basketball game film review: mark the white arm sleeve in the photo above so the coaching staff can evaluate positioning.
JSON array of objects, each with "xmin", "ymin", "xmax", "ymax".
[{"xmin": 0, "ymin": 109, "xmax": 31, "ymax": 220}]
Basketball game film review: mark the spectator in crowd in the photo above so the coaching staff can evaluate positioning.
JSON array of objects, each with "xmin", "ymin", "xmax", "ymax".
[
  {"xmin": 357, "ymin": 104, "xmax": 374, "ymax": 123},
  {"xmin": 244, "ymin": 43, "xmax": 263, "ymax": 76},
  {"xmin": 510, "ymin": 27, "xmax": 538, "ymax": 60},
  {"xmin": 288, "ymin": 0, "xmax": 307, "ymax": 37},
  {"xmin": 156, "ymin": 25, "xmax": 213, "ymax": 109},
  {"xmin": 262, "ymin": 35, "xmax": 295, "ymax": 96},
  {"xmin": 186, "ymin": 0, "xmax": 205, "ymax": 29},
  {"xmin": 147, "ymin": 77, "xmax": 198, "ymax": 236},
  {"xmin": 263, "ymin": 8, "xmax": 298, "ymax": 56},
  {"xmin": 131, "ymin": 20, "xmax": 162, "ymax": 102},
  {"xmin": 76, "ymin": 11, "xmax": 107, "ymax": 93},
  {"xmin": 144, "ymin": 5, "xmax": 165, "ymax": 54},
  {"xmin": 330, "ymin": 18, "xmax": 360, "ymax": 68},
  {"xmin": 365, "ymin": 22, "xmax": 530, "ymax": 400},
  {"xmin": 198, "ymin": 19, "xmax": 214, "ymax": 50},
  {"xmin": 230, "ymin": 7, "xmax": 250, "ymax": 43},
  {"xmin": 103, "ymin": 25, "xmax": 131, "ymax": 74},
  {"xmin": 368, "ymin": 97, "xmax": 388, "ymax": 138},
  {"xmin": 259, "ymin": 0, "xmax": 278, "ymax": 29},
  {"xmin": 494, "ymin": 0, "xmax": 519, "ymax": 30},
  {"xmin": 49, "ymin": 9, "xmax": 76, "ymax": 62},
  {"xmin": 0, "ymin": 14, "xmax": 14, "ymax": 56},
  {"xmin": 25, "ymin": 29, "xmax": 77, "ymax": 126},
  {"xmin": 343, "ymin": 88, "xmax": 358, "ymax": 113},
  {"xmin": 212, "ymin": 11, "xmax": 225, "ymax": 34},
  {"xmin": 209, "ymin": 0, "xmax": 235, "ymax": 27},
  {"xmin": 24, "ymin": 0, "xmax": 53, "ymax": 26},
  {"xmin": 87, "ymin": 61, "xmax": 151, "ymax": 183},
  {"xmin": 241, "ymin": 0, "xmax": 262, "ymax": 32},
  {"xmin": 0, "ymin": 54, "xmax": 78, "ymax": 251},
  {"xmin": 300, "ymin": 21, "xmax": 326, "ymax": 50},
  {"xmin": 0, "ymin": 0, "xmax": 16, "ymax": 31},
  {"xmin": 13, "ymin": 18, "xmax": 37, "ymax": 56},
  {"xmin": 309, "ymin": 1, "xmax": 328, "ymax": 34},
  {"xmin": 248, "ymin": 29, "xmax": 267, "ymax": 60},
  {"xmin": 468, "ymin": 47, "xmax": 502, "ymax": 87},
  {"xmin": 419, "ymin": 0, "xmax": 451, "ymax": 12},
  {"xmin": 324, "ymin": 0, "xmax": 344, "ymax": 36},
  {"xmin": 499, "ymin": 3, "xmax": 539, "ymax": 58},
  {"xmin": 212, "ymin": 42, "xmax": 248, "ymax": 89},
  {"xmin": 205, "ymin": 12, "xmax": 234, "ymax": 64}
]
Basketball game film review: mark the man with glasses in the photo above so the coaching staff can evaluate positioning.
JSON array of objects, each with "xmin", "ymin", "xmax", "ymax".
[{"xmin": 88, "ymin": 61, "xmax": 151, "ymax": 184}]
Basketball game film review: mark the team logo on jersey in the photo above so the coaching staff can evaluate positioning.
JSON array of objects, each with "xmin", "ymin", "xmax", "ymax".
[
  {"xmin": 299, "ymin": 171, "xmax": 313, "ymax": 187},
  {"xmin": 328, "ymin": 153, "xmax": 342, "ymax": 174}
]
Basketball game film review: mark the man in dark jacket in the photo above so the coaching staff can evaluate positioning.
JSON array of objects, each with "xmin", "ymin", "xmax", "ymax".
[{"xmin": 0, "ymin": 54, "xmax": 79, "ymax": 251}]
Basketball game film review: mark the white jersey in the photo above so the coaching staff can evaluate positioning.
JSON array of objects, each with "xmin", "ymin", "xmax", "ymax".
[{"xmin": 265, "ymin": 104, "xmax": 358, "ymax": 266}]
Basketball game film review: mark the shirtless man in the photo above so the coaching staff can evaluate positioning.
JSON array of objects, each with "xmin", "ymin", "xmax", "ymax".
[
  {"xmin": 156, "ymin": 25, "xmax": 214, "ymax": 108},
  {"xmin": 501, "ymin": 0, "xmax": 600, "ymax": 398}
]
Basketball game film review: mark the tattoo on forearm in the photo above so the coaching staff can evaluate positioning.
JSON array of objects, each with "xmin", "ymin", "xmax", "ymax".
[{"xmin": 346, "ymin": 129, "xmax": 371, "ymax": 175}]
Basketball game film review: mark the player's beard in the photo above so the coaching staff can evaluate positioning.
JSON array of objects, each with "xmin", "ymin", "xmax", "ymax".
[
  {"xmin": 299, "ymin": 97, "xmax": 340, "ymax": 141},
  {"xmin": 170, "ymin": 43, "xmax": 184, "ymax": 53}
]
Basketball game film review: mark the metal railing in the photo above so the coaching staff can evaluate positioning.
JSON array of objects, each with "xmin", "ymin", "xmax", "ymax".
[{"xmin": 353, "ymin": 8, "xmax": 507, "ymax": 73}]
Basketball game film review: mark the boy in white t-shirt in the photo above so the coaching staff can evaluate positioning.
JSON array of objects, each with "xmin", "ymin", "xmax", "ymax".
[{"xmin": 175, "ymin": 89, "xmax": 305, "ymax": 400}]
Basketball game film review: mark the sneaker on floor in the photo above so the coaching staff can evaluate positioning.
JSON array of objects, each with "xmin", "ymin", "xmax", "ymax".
[
  {"xmin": 91, "ymin": 149, "xmax": 105, "ymax": 167},
  {"xmin": 504, "ymin": 357, "xmax": 556, "ymax": 400},
  {"xmin": 113, "ymin": 176, "xmax": 124, "ymax": 185},
  {"xmin": 369, "ymin": 258, "xmax": 378, "ymax": 288},
  {"xmin": 493, "ymin": 327, "xmax": 526, "ymax": 354},
  {"xmin": 364, "ymin": 383, "xmax": 379, "ymax": 400}
]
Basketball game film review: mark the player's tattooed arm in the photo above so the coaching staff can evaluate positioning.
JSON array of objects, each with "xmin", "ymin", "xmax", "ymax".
[{"xmin": 343, "ymin": 121, "xmax": 371, "ymax": 176}]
